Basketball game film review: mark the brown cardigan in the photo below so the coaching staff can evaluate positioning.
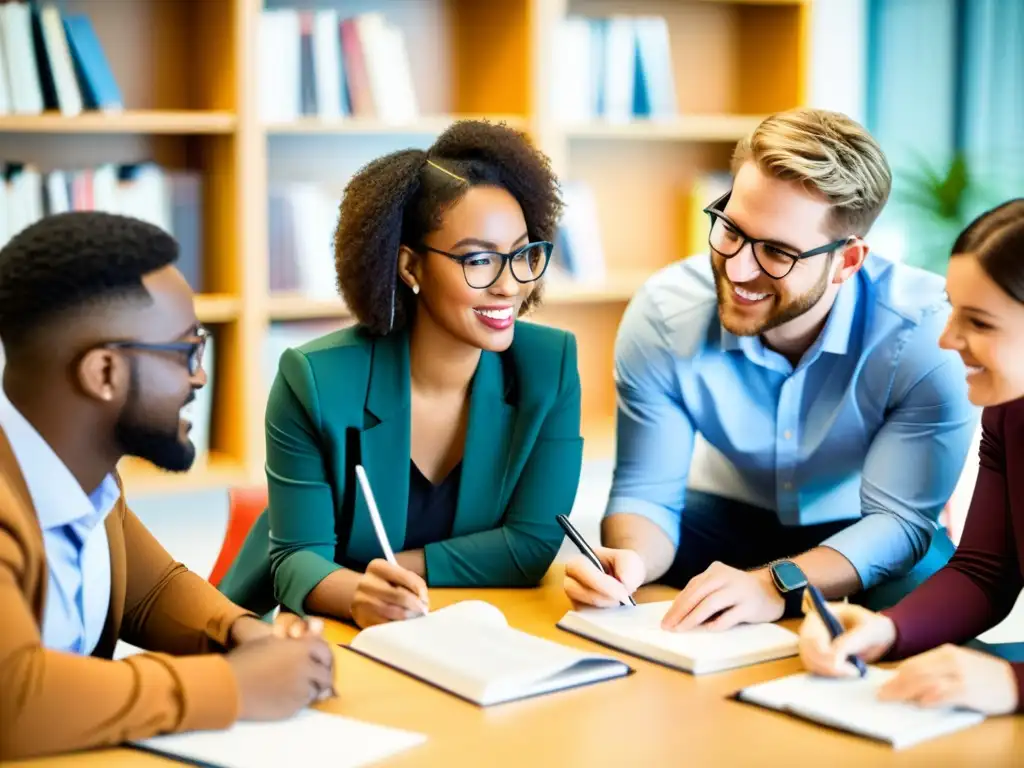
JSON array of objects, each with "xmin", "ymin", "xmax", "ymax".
[{"xmin": 0, "ymin": 427, "xmax": 252, "ymax": 760}]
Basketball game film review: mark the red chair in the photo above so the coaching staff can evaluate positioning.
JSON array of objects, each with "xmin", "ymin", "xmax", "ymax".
[{"xmin": 209, "ymin": 486, "xmax": 268, "ymax": 587}]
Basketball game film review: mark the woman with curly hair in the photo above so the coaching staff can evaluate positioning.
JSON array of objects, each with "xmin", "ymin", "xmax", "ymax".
[{"xmin": 220, "ymin": 120, "xmax": 583, "ymax": 628}]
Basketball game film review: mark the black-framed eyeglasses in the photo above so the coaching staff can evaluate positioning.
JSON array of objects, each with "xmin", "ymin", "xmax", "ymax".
[
  {"xmin": 703, "ymin": 192, "xmax": 851, "ymax": 279},
  {"xmin": 104, "ymin": 326, "xmax": 209, "ymax": 375},
  {"xmin": 423, "ymin": 241, "xmax": 553, "ymax": 290}
]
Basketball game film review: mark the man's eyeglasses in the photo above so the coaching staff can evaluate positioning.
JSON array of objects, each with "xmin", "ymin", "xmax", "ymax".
[
  {"xmin": 104, "ymin": 326, "xmax": 209, "ymax": 375},
  {"xmin": 424, "ymin": 241, "xmax": 553, "ymax": 290},
  {"xmin": 703, "ymin": 192, "xmax": 851, "ymax": 279}
]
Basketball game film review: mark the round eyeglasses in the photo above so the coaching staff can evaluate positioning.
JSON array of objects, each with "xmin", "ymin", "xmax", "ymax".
[
  {"xmin": 703, "ymin": 192, "xmax": 850, "ymax": 279},
  {"xmin": 424, "ymin": 241, "xmax": 553, "ymax": 290}
]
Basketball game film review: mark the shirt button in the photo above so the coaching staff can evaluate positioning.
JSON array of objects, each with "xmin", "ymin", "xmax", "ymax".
[{"xmin": 783, "ymin": 430, "xmax": 792, "ymax": 440}]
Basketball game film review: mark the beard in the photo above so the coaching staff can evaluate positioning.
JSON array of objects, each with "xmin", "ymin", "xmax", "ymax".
[
  {"xmin": 713, "ymin": 257, "xmax": 832, "ymax": 337},
  {"xmin": 115, "ymin": 362, "xmax": 196, "ymax": 472}
]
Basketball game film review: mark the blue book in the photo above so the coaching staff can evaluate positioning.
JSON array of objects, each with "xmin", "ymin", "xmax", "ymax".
[{"xmin": 62, "ymin": 14, "xmax": 122, "ymax": 111}]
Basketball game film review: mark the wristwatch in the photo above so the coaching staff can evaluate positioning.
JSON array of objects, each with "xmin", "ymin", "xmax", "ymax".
[{"xmin": 769, "ymin": 560, "xmax": 808, "ymax": 618}]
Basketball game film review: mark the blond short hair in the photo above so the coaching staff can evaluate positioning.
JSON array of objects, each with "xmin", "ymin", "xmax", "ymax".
[{"xmin": 731, "ymin": 108, "xmax": 892, "ymax": 238}]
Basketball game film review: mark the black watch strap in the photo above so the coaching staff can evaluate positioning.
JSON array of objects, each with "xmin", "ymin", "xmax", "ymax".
[{"xmin": 769, "ymin": 560, "xmax": 809, "ymax": 618}]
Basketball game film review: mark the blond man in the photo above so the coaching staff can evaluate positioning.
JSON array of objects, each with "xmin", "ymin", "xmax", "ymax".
[{"xmin": 565, "ymin": 108, "xmax": 977, "ymax": 630}]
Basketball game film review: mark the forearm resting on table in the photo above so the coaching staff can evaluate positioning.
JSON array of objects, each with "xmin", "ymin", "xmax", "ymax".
[
  {"xmin": 304, "ymin": 568, "xmax": 361, "ymax": 620},
  {"xmin": 601, "ymin": 513, "xmax": 677, "ymax": 583},
  {"xmin": 773, "ymin": 546, "xmax": 862, "ymax": 600}
]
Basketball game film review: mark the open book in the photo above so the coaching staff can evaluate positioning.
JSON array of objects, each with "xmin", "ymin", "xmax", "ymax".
[
  {"xmin": 737, "ymin": 668, "xmax": 986, "ymax": 749},
  {"xmin": 557, "ymin": 601, "xmax": 799, "ymax": 674},
  {"xmin": 347, "ymin": 601, "xmax": 631, "ymax": 706},
  {"xmin": 133, "ymin": 709, "xmax": 426, "ymax": 768}
]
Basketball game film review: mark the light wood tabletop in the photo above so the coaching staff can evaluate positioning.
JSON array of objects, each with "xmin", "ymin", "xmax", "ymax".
[{"xmin": 12, "ymin": 573, "xmax": 1024, "ymax": 767}]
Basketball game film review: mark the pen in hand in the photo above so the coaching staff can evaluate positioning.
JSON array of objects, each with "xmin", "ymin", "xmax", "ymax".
[
  {"xmin": 806, "ymin": 584, "xmax": 867, "ymax": 677},
  {"xmin": 557, "ymin": 514, "xmax": 637, "ymax": 607}
]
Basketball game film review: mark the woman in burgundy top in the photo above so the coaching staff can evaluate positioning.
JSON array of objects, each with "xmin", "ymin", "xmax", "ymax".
[{"xmin": 799, "ymin": 199, "xmax": 1024, "ymax": 716}]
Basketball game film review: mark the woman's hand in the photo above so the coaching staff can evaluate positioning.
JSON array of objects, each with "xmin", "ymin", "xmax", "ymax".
[
  {"xmin": 798, "ymin": 601, "xmax": 897, "ymax": 676},
  {"xmin": 350, "ymin": 559, "xmax": 430, "ymax": 629},
  {"xmin": 878, "ymin": 644, "xmax": 1019, "ymax": 715}
]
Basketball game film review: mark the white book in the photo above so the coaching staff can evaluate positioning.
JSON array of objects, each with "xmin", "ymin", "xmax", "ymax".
[
  {"xmin": 602, "ymin": 15, "xmax": 636, "ymax": 123},
  {"xmin": 634, "ymin": 16, "xmax": 677, "ymax": 119},
  {"xmin": 312, "ymin": 9, "xmax": 343, "ymax": 119},
  {"xmin": 133, "ymin": 709, "xmax": 426, "ymax": 768},
  {"xmin": 1, "ymin": 3, "xmax": 44, "ymax": 115},
  {"xmin": 737, "ymin": 668, "xmax": 986, "ymax": 749},
  {"xmin": 40, "ymin": 5, "xmax": 83, "ymax": 116},
  {"xmin": 557, "ymin": 600, "xmax": 798, "ymax": 674},
  {"xmin": 259, "ymin": 10, "xmax": 301, "ymax": 122},
  {"xmin": 348, "ymin": 600, "xmax": 632, "ymax": 706}
]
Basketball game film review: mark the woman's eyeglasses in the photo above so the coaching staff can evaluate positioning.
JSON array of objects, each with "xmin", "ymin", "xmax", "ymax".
[{"xmin": 423, "ymin": 241, "xmax": 553, "ymax": 290}]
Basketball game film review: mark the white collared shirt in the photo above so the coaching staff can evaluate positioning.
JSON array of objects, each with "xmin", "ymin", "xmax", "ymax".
[{"xmin": 0, "ymin": 393, "xmax": 120, "ymax": 655}]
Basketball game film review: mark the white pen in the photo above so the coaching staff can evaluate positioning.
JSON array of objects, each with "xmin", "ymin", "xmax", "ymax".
[
  {"xmin": 355, "ymin": 464, "xmax": 428, "ymax": 614},
  {"xmin": 355, "ymin": 464, "xmax": 398, "ymax": 565}
]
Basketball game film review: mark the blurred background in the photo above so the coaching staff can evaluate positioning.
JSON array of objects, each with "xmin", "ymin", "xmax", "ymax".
[{"xmin": 0, "ymin": 0, "xmax": 1021, "ymax": 588}]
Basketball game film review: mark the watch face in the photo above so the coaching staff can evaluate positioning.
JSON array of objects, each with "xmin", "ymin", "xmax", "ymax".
[{"xmin": 773, "ymin": 561, "xmax": 808, "ymax": 592}]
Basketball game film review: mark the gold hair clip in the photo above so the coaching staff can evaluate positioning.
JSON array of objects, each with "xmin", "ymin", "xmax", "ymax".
[{"xmin": 426, "ymin": 159, "xmax": 467, "ymax": 183}]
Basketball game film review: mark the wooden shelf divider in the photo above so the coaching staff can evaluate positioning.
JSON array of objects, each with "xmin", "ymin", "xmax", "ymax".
[{"xmin": 0, "ymin": 110, "xmax": 236, "ymax": 134}]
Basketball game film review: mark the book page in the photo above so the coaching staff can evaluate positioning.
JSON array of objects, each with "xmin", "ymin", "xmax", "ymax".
[
  {"xmin": 740, "ymin": 669, "xmax": 985, "ymax": 749},
  {"xmin": 567, "ymin": 601, "xmax": 798, "ymax": 665},
  {"xmin": 134, "ymin": 709, "xmax": 426, "ymax": 768},
  {"xmin": 351, "ymin": 600, "xmax": 626, "ymax": 703}
]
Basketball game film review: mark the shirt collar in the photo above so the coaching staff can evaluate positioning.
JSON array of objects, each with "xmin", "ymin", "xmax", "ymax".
[
  {"xmin": 0, "ymin": 394, "xmax": 120, "ymax": 531},
  {"xmin": 719, "ymin": 273, "xmax": 861, "ymax": 367}
]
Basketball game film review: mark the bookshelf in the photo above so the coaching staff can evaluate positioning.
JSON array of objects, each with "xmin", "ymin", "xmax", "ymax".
[{"xmin": 2, "ymin": 0, "xmax": 810, "ymax": 492}]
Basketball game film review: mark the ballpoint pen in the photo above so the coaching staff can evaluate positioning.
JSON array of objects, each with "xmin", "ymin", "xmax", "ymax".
[
  {"xmin": 557, "ymin": 514, "xmax": 637, "ymax": 607},
  {"xmin": 806, "ymin": 584, "xmax": 867, "ymax": 677}
]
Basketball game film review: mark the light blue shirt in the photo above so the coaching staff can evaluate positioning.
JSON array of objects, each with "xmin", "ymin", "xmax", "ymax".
[
  {"xmin": 606, "ymin": 253, "xmax": 978, "ymax": 589},
  {"xmin": 0, "ymin": 395, "xmax": 120, "ymax": 654}
]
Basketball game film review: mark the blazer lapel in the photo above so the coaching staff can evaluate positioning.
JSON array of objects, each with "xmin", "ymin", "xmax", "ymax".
[
  {"xmin": 94, "ymin": 504, "xmax": 126, "ymax": 658},
  {"xmin": 352, "ymin": 332, "xmax": 412, "ymax": 559},
  {"xmin": 452, "ymin": 350, "xmax": 516, "ymax": 536}
]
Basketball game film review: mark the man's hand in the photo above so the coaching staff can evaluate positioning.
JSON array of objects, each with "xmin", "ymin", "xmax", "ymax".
[
  {"xmin": 878, "ymin": 644, "xmax": 1019, "ymax": 715},
  {"xmin": 660, "ymin": 561, "xmax": 784, "ymax": 631},
  {"xmin": 350, "ymin": 559, "xmax": 429, "ymax": 629},
  {"xmin": 563, "ymin": 546, "xmax": 646, "ymax": 608},
  {"xmin": 226, "ymin": 634, "xmax": 336, "ymax": 720}
]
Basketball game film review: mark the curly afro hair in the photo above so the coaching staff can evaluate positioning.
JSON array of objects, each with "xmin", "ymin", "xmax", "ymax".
[
  {"xmin": 333, "ymin": 119, "xmax": 563, "ymax": 335},
  {"xmin": 0, "ymin": 211, "xmax": 178, "ymax": 355}
]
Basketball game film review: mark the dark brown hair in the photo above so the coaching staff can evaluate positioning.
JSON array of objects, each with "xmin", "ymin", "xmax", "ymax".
[
  {"xmin": 333, "ymin": 120, "xmax": 562, "ymax": 335},
  {"xmin": 952, "ymin": 198, "xmax": 1024, "ymax": 303}
]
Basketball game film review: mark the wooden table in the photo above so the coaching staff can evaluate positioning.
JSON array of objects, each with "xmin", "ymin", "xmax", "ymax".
[{"xmin": 13, "ymin": 575, "xmax": 1024, "ymax": 767}]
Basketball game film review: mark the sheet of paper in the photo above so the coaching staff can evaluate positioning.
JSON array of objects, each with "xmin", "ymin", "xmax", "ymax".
[
  {"xmin": 742, "ymin": 669, "xmax": 984, "ymax": 748},
  {"xmin": 574, "ymin": 601, "xmax": 797, "ymax": 661},
  {"xmin": 134, "ymin": 709, "xmax": 426, "ymax": 768}
]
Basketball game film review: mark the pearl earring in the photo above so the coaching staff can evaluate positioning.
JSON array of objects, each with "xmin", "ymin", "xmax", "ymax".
[{"xmin": 412, "ymin": 284, "xmax": 420, "ymax": 295}]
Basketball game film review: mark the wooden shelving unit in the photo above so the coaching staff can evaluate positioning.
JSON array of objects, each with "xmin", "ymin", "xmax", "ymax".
[
  {"xmin": 4, "ymin": 0, "xmax": 810, "ymax": 493},
  {"xmin": 0, "ymin": 110, "xmax": 237, "ymax": 134}
]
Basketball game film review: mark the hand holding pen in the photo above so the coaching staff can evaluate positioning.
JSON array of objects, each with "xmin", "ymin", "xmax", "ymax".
[
  {"xmin": 348, "ymin": 465, "xmax": 430, "ymax": 629},
  {"xmin": 559, "ymin": 514, "xmax": 644, "ymax": 608},
  {"xmin": 798, "ymin": 586, "xmax": 897, "ymax": 678}
]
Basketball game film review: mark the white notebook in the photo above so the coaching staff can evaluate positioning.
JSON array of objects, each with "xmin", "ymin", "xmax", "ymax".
[
  {"xmin": 347, "ymin": 600, "xmax": 631, "ymax": 706},
  {"xmin": 557, "ymin": 601, "xmax": 799, "ymax": 674},
  {"xmin": 133, "ymin": 709, "xmax": 426, "ymax": 768},
  {"xmin": 737, "ymin": 668, "xmax": 986, "ymax": 749}
]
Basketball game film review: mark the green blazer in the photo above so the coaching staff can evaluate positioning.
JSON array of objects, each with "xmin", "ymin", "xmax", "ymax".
[{"xmin": 220, "ymin": 322, "xmax": 583, "ymax": 616}]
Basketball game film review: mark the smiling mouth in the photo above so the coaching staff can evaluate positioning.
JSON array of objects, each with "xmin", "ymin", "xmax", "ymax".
[
  {"xmin": 965, "ymin": 365, "xmax": 985, "ymax": 377},
  {"xmin": 731, "ymin": 284, "xmax": 772, "ymax": 304}
]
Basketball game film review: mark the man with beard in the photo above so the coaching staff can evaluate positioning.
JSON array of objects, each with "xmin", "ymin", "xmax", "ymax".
[
  {"xmin": 564, "ymin": 108, "xmax": 978, "ymax": 631},
  {"xmin": 0, "ymin": 212, "xmax": 335, "ymax": 761}
]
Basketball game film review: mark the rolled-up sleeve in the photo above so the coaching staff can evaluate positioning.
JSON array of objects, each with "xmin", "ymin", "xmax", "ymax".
[
  {"xmin": 823, "ymin": 319, "xmax": 978, "ymax": 589},
  {"xmin": 604, "ymin": 287, "xmax": 694, "ymax": 548}
]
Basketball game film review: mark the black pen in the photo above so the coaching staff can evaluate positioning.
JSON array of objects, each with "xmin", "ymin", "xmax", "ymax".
[
  {"xmin": 806, "ymin": 584, "xmax": 867, "ymax": 677},
  {"xmin": 556, "ymin": 514, "xmax": 637, "ymax": 607}
]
